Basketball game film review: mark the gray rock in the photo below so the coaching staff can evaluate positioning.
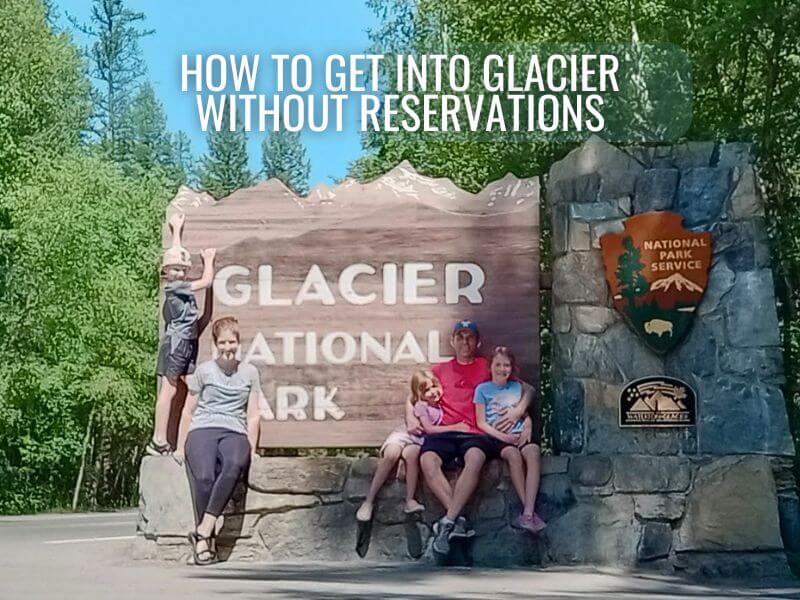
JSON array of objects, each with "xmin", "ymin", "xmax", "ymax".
[
  {"xmin": 752, "ymin": 217, "xmax": 772, "ymax": 268},
  {"xmin": 569, "ymin": 456, "xmax": 612, "ymax": 486},
  {"xmin": 634, "ymin": 169, "xmax": 679, "ymax": 213},
  {"xmin": 256, "ymin": 502, "xmax": 356, "ymax": 561},
  {"xmin": 638, "ymin": 522, "xmax": 672, "ymax": 561},
  {"xmin": 616, "ymin": 196, "xmax": 632, "ymax": 215},
  {"xmin": 633, "ymin": 494, "xmax": 686, "ymax": 520},
  {"xmin": 543, "ymin": 494, "xmax": 640, "ymax": 565},
  {"xmin": 569, "ymin": 201, "xmax": 625, "ymax": 221},
  {"xmin": 591, "ymin": 219, "xmax": 625, "ymax": 249},
  {"xmin": 599, "ymin": 322, "xmax": 664, "ymax": 380},
  {"xmin": 716, "ymin": 142, "xmax": 752, "ymax": 168},
  {"xmin": 548, "ymin": 135, "xmax": 644, "ymax": 191},
  {"xmin": 671, "ymin": 551, "xmax": 791, "ymax": 579},
  {"xmin": 551, "ymin": 379, "xmax": 584, "ymax": 454},
  {"xmin": 651, "ymin": 145, "xmax": 675, "ymax": 168},
  {"xmin": 138, "ymin": 456, "xmax": 195, "ymax": 538},
  {"xmin": 697, "ymin": 262, "xmax": 735, "ymax": 316},
  {"xmin": 723, "ymin": 270, "xmax": 780, "ymax": 347},
  {"xmin": 622, "ymin": 145, "xmax": 654, "ymax": 168},
  {"xmin": 613, "ymin": 456, "xmax": 692, "ymax": 492},
  {"xmin": 697, "ymin": 376, "xmax": 794, "ymax": 455},
  {"xmin": 567, "ymin": 334, "xmax": 624, "ymax": 383},
  {"xmin": 666, "ymin": 319, "xmax": 717, "ymax": 378},
  {"xmin": 676, "ymin": 456, "xmax": 783, "ymax": 552},
  {"xmin": 568, "ymin": 220, "xmax": 592, "ymax": 251},
  {"xmin": 249, "ymin": 457, "xmax": 349, "ymax": 494},
  {"xmin": 718, "ymin": 346, "xmax": 784, "ymax": 382},
  {"xmin": 551, "ymin": 203, "xmax": 569, "ymax": 255},
  {"xmin": 472, "ymin": 526, "xmax": 540, "ymax": 566},
  {"xmin": 552, "ymin": 252, "xmax": 608, "ymax": 304},
  {"xmin": 598, "ymin": 171, "xmax": 638, "ymax": 200},
  {"xmin": 675, "ymin": 167, "xmax": 731, "ymax": 227},
  {"xmin": 541, "ymin": 455, "xmax": 570, "ymax": 475},
  {"xmin": 550, "ymin": 173, "xmax": 601, "ymax": 204},
  {"xmin": 241, "ymin": 491, "xmax": 319, "ymax": 514},
  {"xmin": 572, "ymin": 305, "xmax": 618, "ymax": 334},
  {"xmin": 552, "ymin": 305, "xmax": 571, "ymax": 333},
  {"xmin": 730, "ymin": 166, "xmax": 765, "ymax": 219},
  {"xmin": 673, "ymin": 141, "xmax": 715, "ymax": 169},
  {"xmin": 779, "ymin": 493, "xmax": 800, "ymax": 553}
]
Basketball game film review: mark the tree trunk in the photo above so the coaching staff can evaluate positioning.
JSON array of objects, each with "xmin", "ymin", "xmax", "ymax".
[{"xmin": 71, "ymin": 407, "xmax": 95, "ymax": 511}]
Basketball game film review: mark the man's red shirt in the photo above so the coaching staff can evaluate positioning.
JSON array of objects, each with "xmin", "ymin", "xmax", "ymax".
[{"xmin": 432, "ymin": 357, "xmax": 489, "ymax": 433}]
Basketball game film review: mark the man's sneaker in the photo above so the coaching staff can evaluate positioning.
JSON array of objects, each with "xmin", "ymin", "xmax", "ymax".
[
  {"xmin": 432, "ymin": 518, "xmax": 456, "ymax": 554},
  {"xmin": 450, "ymin": 516, "xmax": 476, "ymax": 538},
  {"xmin": 515, "ymin": 512, "xmax": 547, "ymax": 534},
  {"xmin": 145, "ymin": 439, "xmax": 172, "ymax": 456}
]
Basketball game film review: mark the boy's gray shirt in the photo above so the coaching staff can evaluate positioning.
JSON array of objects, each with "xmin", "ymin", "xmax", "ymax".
[
  {"xmin": 163, "ymin": 280, "xmax": 199, "ymax": 347},
  {"xmin": 187, "ymin": 360, "xmax": 262, "ymax": 435}
]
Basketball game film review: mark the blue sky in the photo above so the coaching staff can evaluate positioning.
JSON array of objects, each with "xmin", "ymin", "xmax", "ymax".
[{"xmin": 56, "ymin": 0, "xmax": 379, "ymax": 187}]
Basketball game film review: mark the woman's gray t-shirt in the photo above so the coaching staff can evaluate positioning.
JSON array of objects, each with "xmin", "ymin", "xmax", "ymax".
[{"xmin": 187, "ymin": 360, "xmax": 262, "ymax": 435}]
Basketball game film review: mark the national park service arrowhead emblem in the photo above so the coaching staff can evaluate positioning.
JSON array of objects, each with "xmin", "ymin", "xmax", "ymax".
[{"xmin": 599, "ymin": 212, "xmax": 712, "ymax": 354}]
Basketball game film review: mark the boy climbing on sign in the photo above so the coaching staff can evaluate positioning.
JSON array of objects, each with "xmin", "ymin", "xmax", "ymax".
[{"xmin": 147, "ymin": 212, "xmax": 216, "ymax": 456}]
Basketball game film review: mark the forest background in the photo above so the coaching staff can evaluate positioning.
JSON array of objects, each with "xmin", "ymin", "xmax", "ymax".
[{"xmin": 0, "ymin": 0, "xmax": 798, "ymax": 513}]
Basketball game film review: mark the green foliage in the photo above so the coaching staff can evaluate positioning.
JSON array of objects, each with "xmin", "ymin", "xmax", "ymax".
[
  {"xmin": 0, "ymin": 152, "xmax": 169, "ymax": 513},
  {"xmin": 0, "ymin": 0, "xmax": 90, "ymax": 191},
  {"xmin": 71, "ymin": 0, "xmax": 153, "ymax": 157},
  {"xmin": 198, "ymin": 109, "xmax": 254, "ymax": 199},
  {"xmin": 616, "ymin": 237, "xmax": 649, "ymax": 307},
  {"xmin": 118, "ymin": 82, "xmax": 189, "ymax": 190},
  {"xmin": 261, "ymin": 129, "xmax": 311, "ymax": 196},
  {"xmin": 0, "ymin": 0, "xmax": 172, "ymax": 514}
]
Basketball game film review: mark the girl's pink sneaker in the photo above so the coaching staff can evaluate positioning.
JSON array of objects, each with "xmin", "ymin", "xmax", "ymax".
[{"xmin": 516, "ymin": 512, "xmax": 547, "ymax": 534}]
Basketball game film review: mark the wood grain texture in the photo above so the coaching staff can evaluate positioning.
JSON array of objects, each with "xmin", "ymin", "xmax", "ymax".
[{"xmin": 163, "ymin": 164, "xmax": 540, "ymax": 447}]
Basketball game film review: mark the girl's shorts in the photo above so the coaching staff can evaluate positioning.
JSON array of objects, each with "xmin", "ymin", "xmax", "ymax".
[{"xmin": 380, "ymin": 426, "xmax": 424, "ymax": 456}]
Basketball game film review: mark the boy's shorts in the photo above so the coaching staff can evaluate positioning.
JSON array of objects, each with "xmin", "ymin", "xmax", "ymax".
[
  {"xmin": 380, "ymin": 426, "xmax": 424, "ymax": 456},
  {"xmin": 156, "ymin": 337, "xmax": 198, "ymax": 382},
  {"xmin": 421, "ymin": 432, "xmax": 499, "ymax": 469}
]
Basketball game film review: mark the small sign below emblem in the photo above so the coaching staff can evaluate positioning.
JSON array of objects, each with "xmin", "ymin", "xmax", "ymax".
[{"xmin": 619, "ymin": 376, "xmax": 697, "ymax": 427}]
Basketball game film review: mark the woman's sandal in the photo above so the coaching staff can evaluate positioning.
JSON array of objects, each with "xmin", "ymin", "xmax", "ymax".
[{"xmin": 188, "ymin": 531, "xmax": 217, "ymax": 566}]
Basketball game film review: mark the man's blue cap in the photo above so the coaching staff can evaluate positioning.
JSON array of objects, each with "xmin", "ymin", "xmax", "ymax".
[{"xmin": 453, "ymin": 319, "xmax": 480, "ymax": 337}]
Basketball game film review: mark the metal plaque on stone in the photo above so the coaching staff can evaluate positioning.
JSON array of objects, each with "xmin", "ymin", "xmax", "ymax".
[{"xmin": 619, "ymin": 376, "xmax": 697, "ymax": 427}]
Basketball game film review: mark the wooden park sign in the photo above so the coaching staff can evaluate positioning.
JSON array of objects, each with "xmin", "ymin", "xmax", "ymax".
[
  {"xmin": 599, "ymin": 212, "xmax": 712, "ymax": 355},
  {"xmin": 165, "ymin": 163, "xmax": 540, "ymax": 447}
]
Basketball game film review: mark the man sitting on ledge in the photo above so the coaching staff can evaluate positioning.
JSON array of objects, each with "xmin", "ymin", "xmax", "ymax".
[{"xmin": 412, "ymin": 320, "xmax": 530, "ymax": 555}]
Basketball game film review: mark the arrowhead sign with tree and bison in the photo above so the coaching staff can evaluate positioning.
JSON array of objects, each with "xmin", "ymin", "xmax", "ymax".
[{"xmin": 599, "ymin": 211, "xmax": 712, "ymax": 355}]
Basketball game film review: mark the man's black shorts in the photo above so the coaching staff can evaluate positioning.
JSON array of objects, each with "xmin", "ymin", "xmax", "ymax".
[{"xmin": 421, "ymin": 432, "xmax": 499, "ymax": 468}]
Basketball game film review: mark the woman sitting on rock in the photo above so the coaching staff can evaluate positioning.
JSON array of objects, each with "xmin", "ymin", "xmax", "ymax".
[{"xmin": 174, "ymin": 316, "xmax": 262, "ymax": 565}]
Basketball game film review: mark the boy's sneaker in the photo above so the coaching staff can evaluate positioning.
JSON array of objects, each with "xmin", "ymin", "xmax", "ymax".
[
  {"xmin": 145, "ymin": 439, "xmax": 172, "ymax": 456},
  {"xmin": 450, "ymin": 516, "xmax": 476, "ymax": 538},
  {"xmin": 515, "ymin": 512, "xmax": 547, "ymax": 534},
  {"xmin": 432, "ymin": 518, "xmax": 456, "ymax": 554}
]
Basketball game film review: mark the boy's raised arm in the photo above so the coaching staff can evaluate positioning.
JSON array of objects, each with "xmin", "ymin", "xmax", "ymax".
[{"xmin": 190, "ymin": 248, "xmax": 216, "ymax": 291}]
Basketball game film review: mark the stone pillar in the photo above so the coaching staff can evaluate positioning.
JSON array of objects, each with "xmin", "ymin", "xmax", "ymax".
[{"xmin": 548, "ymin": 136, "xmax": 795, "ymax": 575}]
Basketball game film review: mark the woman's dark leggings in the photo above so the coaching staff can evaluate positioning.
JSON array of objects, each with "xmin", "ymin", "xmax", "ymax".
[{"xmin": 185, "ymin": 427, "xmax": 251, "ymax": 522}]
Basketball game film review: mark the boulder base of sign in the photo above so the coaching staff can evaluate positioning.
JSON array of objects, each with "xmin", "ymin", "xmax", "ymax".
[
  {"xmin": 548, "ymin": 137, "xmax": 796, "ymax": 576},
  {"xmin": 134, "ymin": 453, "xmax": 790, "ymax": 575}
]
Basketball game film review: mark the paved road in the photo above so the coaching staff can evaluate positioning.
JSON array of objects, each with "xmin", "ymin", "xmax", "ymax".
[{"xmin": 1, "ymin": 512, "xmax": 799, "ymax": 600}]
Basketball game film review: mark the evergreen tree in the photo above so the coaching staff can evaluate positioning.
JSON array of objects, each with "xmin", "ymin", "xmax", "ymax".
[
  {"xmin": 171, "ymin": 131, "xmax": 196, "ymax": 188},
  {"xmin": 197, "ymin": 107, "xmax": 254, "ymax": 199},
  {"xmin": 261, "ymin": 129, "xmax": 311, "ymax": 196},
  {"xmin": 616, "ymin": 237, "xmax": 649, "ymax": 309},
  {"xmin": 70, "ymin": 0, "xmax": 153, "ymax": 158},
  {"xmin": 118, "ymin": 82, "xmax": 174, "ymax": 178}
]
